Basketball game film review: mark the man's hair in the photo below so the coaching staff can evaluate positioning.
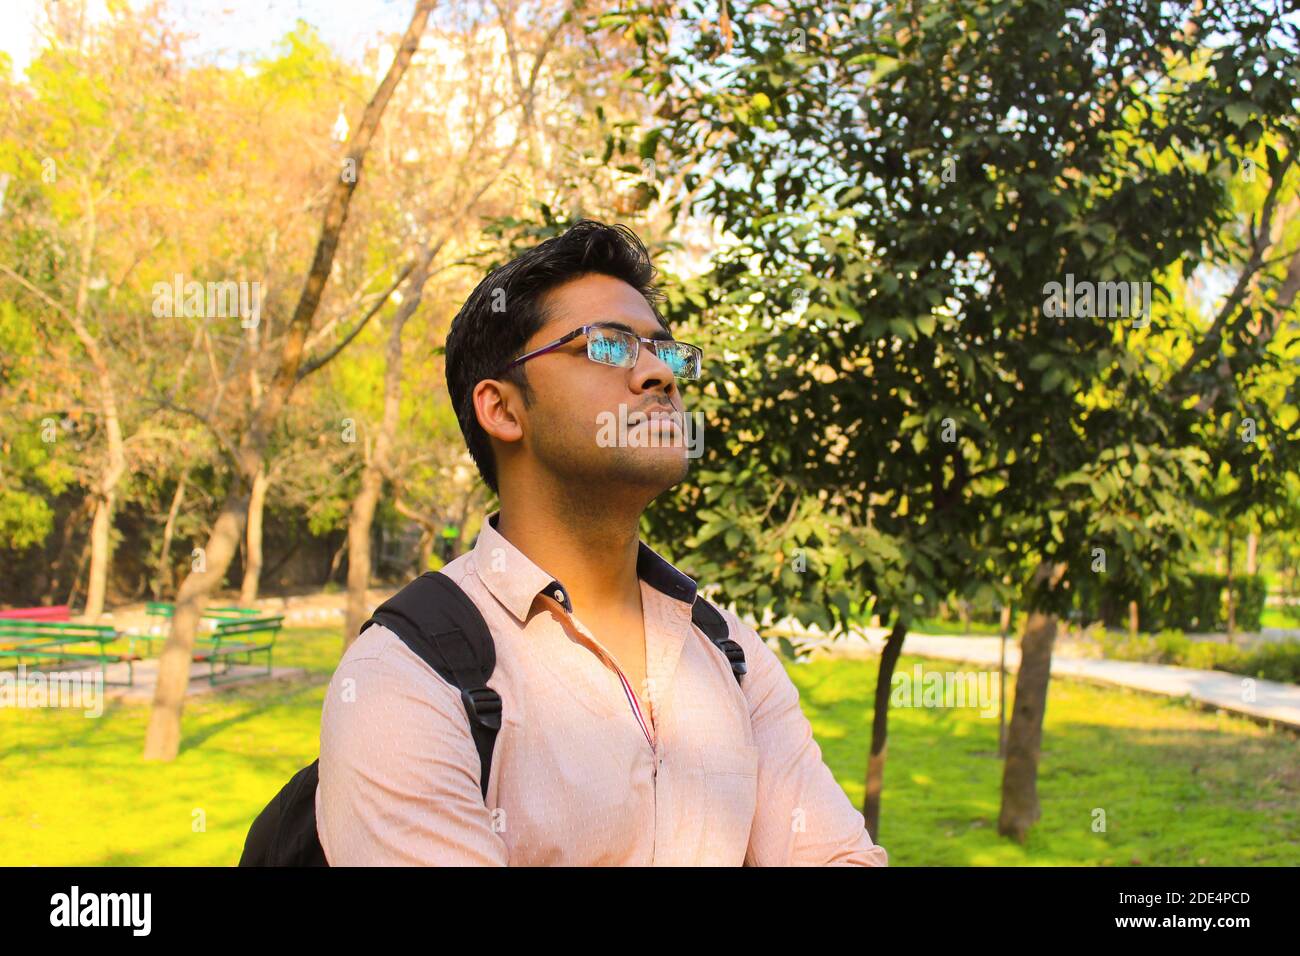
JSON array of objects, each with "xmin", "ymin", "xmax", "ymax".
[{"xmin": 444, "ymin": 219, "xmax": 666, "ymax": 494}]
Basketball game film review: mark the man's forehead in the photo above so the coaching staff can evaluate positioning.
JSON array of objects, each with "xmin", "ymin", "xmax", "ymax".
[{"xmin": 538, "ymin": 273, "xmax": 665, "ymax": 337}]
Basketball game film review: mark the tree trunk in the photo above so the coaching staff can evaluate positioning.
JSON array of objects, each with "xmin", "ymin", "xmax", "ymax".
[
  {"xmin": 998, "ymin": 561, "xmax": 1066, "ymax": 842},
  {"xmin": 418, "ymin": 524, "xmax": 435, "ymax": 573},
  {"xmin": 66, "ymin": 529, "xmax": 93, "ymax": 611},
  {"xmin": 240, "ymin": 281, "xmax": 268, "ymax": 608},
  {"xmin": 144, "ymin": 488, "xmax": 249, "ymax": 760},
  {"xmin": 345, "ymin": 464, "xmax": 385, "ymax": 645},
  {"xmin": 37, "ymin": 497, "xmax": 89, "ymax": 602},
  {"xmin": 142, "ymin": 0, "xmax": 434, "ymax": 761},
  {"xmin": 153, "ymin": 471, "xmax": 188, "ymax": 600},
  {"xmin": 63, "ymin": 178, "xmax": 128, "ymax": 623},
  {"xmin": 239, "ymin": 465, "xmax": 269, "ymax": 606},
  {"xmin": 863, "ymin": 619, "xmax": 907, "ymax": 841},
  {"xmin": 1128, "ymin": 599, "xmax": 1139, "ymax": 640},
  {"xmin": 326, "ymin": 536, "xmax": 347, "ymax": 585},
  {"xmin": 1226, "ymin": 525, "xmax": 1236, "ymax": 639},
  {"xmin": 998, "ymin": 602, "xmax": 1012, "ymax": 758},
  {"xmin": 1246, "ymin": 531, "xmax": 1257, "ymax": 576},
  {"xmin": 81, "ymin": 355, "xmax": 128, "ymax": 621},
  {"xmin": 453, "ymin": 484, "xmax": 483, "ymax": 551},
  {"xmin": 344, "ymin": 250, "xmax": 434, "ymax": 648},
  {"xmin": 83, "ymin": 491, "xmax": 115, "ymax": 619},
  {"xmin": 393, "ymin": 495, "xmax": 441, "ymax": 574}
]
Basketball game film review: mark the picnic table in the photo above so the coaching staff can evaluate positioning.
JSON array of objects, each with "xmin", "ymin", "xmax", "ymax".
[{"xmin": 0, "ymin": 620, "xmax": 140, "ymax": 687}]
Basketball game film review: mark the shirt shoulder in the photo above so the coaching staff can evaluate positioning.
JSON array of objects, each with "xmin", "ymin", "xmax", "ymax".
[{"xmin": 327, "ymin": 621, "xmax": 471, "ymax": 731}]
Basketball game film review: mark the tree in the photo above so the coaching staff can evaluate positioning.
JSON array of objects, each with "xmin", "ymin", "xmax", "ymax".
[
  {"xmin": 610, "ymin": 0, "xmax": 1298, "ymax": 841},
  {"xmin": 0, "ymin": 0, "xmax": 199, "ymax": 618},
  {"xmin": 141, "ymin": 0, "xmax": 438, "ymax": 762},
  {"xmin": 338, "ymin": 0, "xmax": 576, "ymax": 645}
]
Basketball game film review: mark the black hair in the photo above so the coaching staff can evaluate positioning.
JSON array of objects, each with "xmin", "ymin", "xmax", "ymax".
[{"xmin": 444, "ymin": 219, "xmax": 666, "ymax": 494}]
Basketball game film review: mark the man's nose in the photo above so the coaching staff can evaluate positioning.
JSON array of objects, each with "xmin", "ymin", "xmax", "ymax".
[{"xmin": 630, "ymin": 346, "xmax": 677, "ymax": 397}]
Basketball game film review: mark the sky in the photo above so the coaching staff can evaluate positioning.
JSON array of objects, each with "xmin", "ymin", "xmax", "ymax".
[
  {"xmin": 6, "ymin": 0, "xmax": 1294, "ymax": 75},
  {"xmin": 1, "ymin": 0, "xmax": 418, "ymax": 75}
]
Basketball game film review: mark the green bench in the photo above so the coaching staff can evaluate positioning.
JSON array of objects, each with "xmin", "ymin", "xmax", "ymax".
[
  {"xmin": 0, "ymin": 620, "xmax": 140, "ymax": 687},
  {"xmin": 191, "ymin": 615, "xmax": 284, "ymax": 686},
  {"xmin": 137, "ymin": 603, "xmax": 265, "ymax": 655},
  {"xmin": 145, "ymin": 602, "xmax": 263, "ymax": 620}
]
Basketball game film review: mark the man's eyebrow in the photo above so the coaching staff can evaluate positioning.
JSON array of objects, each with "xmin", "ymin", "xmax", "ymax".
[{"xmin": 591, "ymin": 320, "xmax": 674, "ymax": 341}]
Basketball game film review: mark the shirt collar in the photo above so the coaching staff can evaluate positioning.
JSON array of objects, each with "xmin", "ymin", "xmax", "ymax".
[{"xmin": 471, "ymin": 510, "xmax": 698, "ymax": 621}]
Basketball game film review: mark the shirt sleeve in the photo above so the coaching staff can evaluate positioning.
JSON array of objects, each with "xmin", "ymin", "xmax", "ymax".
[
  {"xmin": 316, "ymin": 623, "xmax": 509, "ymax": 866},
  {"xmin": 722, "ymin": 609, "xmax": 889, "ymax": 867}
]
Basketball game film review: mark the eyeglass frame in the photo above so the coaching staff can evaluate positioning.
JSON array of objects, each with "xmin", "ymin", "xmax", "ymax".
[{"xmin": 495, "ymin": 322, "xmax": 703, "ymax": 380}]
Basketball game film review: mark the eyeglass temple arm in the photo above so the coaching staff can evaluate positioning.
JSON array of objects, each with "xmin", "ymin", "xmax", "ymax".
[{"xmin": 500, "ymin": 326, "xmax": 588, "ymax": 374}]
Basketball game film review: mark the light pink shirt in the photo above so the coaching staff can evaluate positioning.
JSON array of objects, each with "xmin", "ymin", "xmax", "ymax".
[{"xmin": 315, "ymin": 511, "xmax": 888, "ymax": 866}]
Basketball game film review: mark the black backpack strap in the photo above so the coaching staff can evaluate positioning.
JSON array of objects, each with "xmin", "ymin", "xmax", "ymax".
[
  {"xmin": 362, "ymin": 571, "xmax": 501, "ymax": 800},
  {"xmin": 691, "ymin": 595, "xmax": 747, "ymax": 684}
]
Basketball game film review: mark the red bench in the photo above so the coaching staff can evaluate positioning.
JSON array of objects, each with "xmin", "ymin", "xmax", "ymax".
[{"xmin": 0, "ymin": 605, "xmax": 72, "ymax": 622}]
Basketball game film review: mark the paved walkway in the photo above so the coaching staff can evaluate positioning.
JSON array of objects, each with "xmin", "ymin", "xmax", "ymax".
[
  {"xmin": 99, "ymin": 659, "xmax": 309, "ymax": 702},
  {"xmin": 750, "ymin": 617, "xmax": 1300, "ymax": 732},
  {"xmin": 896, "ymin": 635, "xmax": 1300, "ymax": 731}
]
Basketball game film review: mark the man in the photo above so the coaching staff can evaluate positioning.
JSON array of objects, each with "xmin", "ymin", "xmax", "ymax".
[{"xmin": 316, "ymin": 219, "xmax": 888, "ymax": 866}]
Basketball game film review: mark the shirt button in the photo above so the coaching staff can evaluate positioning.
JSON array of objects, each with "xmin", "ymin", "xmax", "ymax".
[{"xmin": 553, "ymin": 589, "xmax": 564, "ymax": 602}]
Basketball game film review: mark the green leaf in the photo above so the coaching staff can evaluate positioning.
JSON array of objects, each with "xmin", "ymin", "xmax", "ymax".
[
  {"xmin": 1225, "ymin": 102, "xmax": 1253, "ymax": 127},
  {"xmin": 639, "ymin": 128, "xmax": 662, "ymax": 160}
]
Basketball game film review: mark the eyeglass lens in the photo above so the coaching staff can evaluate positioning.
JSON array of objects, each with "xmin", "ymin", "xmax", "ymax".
[{"xmin": 587, "ymin": 327, "xmax": 700, "ymax": 379}]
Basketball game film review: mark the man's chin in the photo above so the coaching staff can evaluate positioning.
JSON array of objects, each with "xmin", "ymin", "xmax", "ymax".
[{"xmin": 609, "ymin": 447, "xmax": 691, "ymax": 491}]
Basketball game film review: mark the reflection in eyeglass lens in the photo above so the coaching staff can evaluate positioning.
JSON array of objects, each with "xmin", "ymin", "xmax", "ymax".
[{"xmin": 589, "ymin": 329, "xmax": 636, "ymax": 366}]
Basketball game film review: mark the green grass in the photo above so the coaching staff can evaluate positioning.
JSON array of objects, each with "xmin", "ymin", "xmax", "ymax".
[
  {"xmin": 911, "ymin": 616, "xmax": 1005, "ymax": 636},
  {"xmin": 1261, "ymin": 606, "xmax": 1300, "ymax": 629},
  {"xmin": 2, "ymin": 629, "xmax": 1297, "ymax": 865},
  {"xmin": 0, "ymin": 625, "xmax": 341, "ymax": 866},
  {"xmin": 793, "ymin": 655, "xmax": 1300, "ymax": 865}
]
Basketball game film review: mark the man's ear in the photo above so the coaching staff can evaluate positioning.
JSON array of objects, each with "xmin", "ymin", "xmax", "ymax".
[{"xmin": 473, "ymin": 378, "xmax": 525, "ymax": 445}]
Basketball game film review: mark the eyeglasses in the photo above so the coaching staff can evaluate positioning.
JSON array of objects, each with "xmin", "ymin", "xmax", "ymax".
[{"xmin": 498, "ymin": 324, "xmax": 703, "ymax": 380}]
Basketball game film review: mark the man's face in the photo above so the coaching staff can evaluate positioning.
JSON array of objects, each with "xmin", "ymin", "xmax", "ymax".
[{"xmin": 499, "ymin": 272, "xmax": 693, "ymax": 495}]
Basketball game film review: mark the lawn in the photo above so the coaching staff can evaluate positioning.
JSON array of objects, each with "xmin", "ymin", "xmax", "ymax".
[
  {"xmin": 1261, "ymin": 606, "xmax": 1300, "ymax": 630},
  {"xmin": 790, "ymin": 654, "xmax": 1300, "ymax": 865},
  {"xmin": 911, "ymin": 616, "xmax": 1006, "ymax": 636},
  {"xmin": 2, "ymin": 627, "xmax": 1297, "ymax": 865}
]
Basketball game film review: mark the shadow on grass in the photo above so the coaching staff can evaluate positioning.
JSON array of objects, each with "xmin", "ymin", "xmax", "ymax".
[
  {"xmin": 90, "ymin": 817, "xmax": 258, "ymax": 866},
  {"xmin": 0, "ymin": 695, "xmax": 134, "ymax": 761},
  {"xmin": 180, "ymin": 678, "xmax": 325, "ymax": 754}
]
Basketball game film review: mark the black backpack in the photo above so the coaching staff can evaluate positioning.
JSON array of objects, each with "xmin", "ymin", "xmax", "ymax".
[{"xmin": 239, "ymin": 570, "xmax": 747, "ymax": 866}]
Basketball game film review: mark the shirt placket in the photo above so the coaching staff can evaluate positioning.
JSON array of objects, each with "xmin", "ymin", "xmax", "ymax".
[
  {"xmin": 540, "ymin": 588, "xmax": 657, "ymax": 754},
  {"xmin": 536, "ymin": 582, "xmax": 694, "ymax": 866}
]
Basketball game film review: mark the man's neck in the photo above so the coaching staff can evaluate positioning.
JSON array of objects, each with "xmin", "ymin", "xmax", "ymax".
[{"xmin": 494, "ymin": 494, "xmax": 645, "ymax": 617}]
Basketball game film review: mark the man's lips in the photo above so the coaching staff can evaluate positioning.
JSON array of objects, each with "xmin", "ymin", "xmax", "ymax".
[{"xmin": 635, "ymin": 407, "xmax": 684, "ymax": 430}]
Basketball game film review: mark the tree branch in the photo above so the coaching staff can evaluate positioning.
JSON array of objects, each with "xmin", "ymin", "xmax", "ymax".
[
  {"xmin": 1168, "ymin": 147, "xmax": 1297, "ymax": 398},
  {"xmin": 296, "ymin": 260, "xmax": 415, "ymax": 381}
]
